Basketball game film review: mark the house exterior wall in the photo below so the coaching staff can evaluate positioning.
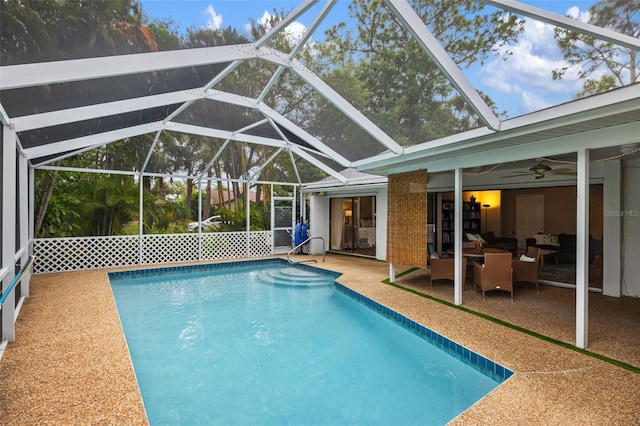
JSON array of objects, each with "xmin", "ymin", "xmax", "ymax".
[
  {"xmin": 308, "ymin": 186, "xmax": 387, "ymax": 261},
  {"xmin": 621, "ymin": 159, "xmax": 640, "ymax": 297},
  {"xmin": 309, "ymin": 195, "xmax": 329, "ymax": 255}
]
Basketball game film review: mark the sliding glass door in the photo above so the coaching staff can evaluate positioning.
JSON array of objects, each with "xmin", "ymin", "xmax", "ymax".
[{"xmin": 329, "ymin": 196, "xmax": 376, "ymax": 257}]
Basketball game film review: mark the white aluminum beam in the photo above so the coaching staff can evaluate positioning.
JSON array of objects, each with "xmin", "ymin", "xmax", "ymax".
[
  {"xmin": 164, "ymin": 61, "xmax": 245, "ymax": 128},
  {"xmin": 575, "ymin": 148, "xmax": 590, "ymax": 348},
  {"xmin": 287, "ymin": 146, "xmax": 349, "ymax": 183},
  {"xmin": 248, "ymin": 147, "xmax": 285, "ymax": 182},
  {"xmin": 167, "ymin": 122, "xmax": 302, "ymax": 150},
  {"xmin": 453, "ymin": 168, "xmax": 464, "ymax": 306},
  {"xmin": 140, "ymin": 130, "xmax": 163, "ymax": 173},
  {"xmin": 0, "ymin": 44, "xmax": 263, "ymax": 89},
  {"xmin": 24, "ymin": 122, "xmax": 162, "ymax": 159},
  {"xmin": 2, "ymin": 125, "xmax": 17, "ymax": 341},
  {"xmin": 168, "ymin": 123, "xmax": 348, "ymax": 183},
  {"xmin": 255, "ymin": 0, "xmax": 319, "ymax": 48},
  {"xmin": 0, "ymin": 103, "xmax": 11, "ymax": 126},
  {"xmin": 257, "ymin": 0, "xmax": 337, "ymax": 102},
  {"xmin": 31, "ymin": 142, "xmax": 106, "ymax": 168},
  {"xmin": 12, "ymin": 89, "xmax": 204, "ymax": 132},
  {"xmin": 383, "ymin": 0, "xmax": 500, "ymax": 130},
  {"xmin": 258, "ymin": 103, "xmax": 352, "ymax": 166},
  {"xmin": 205, "ymin": 89, "xmax": 352, "ymax": 166},
  {"xmin": 284, "ymin": 55, "xmax": 404, "ymax": 155},
  {"xmin": 482, "ymin": 0, "xmax": 640, "ymax": 51}
]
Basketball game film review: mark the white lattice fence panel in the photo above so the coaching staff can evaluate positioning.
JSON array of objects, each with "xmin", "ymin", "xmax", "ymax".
[
  {"xmin": 34, "ymin": 231, "xmax": 274, "ymax": 274},
  {"xmin": 202, "ymin": 232, "xmax": 246, "ymax": 260},
  {"xmin": 248, "ymin": 231, "xmax": 273, "ymax": 257},
  {"xmin": 200, "ymin": 231, "xmax": 271, "ymax": 260},
  {"xmin": 34, "ymin": 236, "xmax": 139, "ymax": 273},
  {"xmin": 142, "ymin": 234, "xmax": 198, "ymax": 265}
]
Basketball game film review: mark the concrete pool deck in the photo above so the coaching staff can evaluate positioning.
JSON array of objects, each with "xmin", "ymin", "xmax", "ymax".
[{"xmin": 1, "ymin": 254, "xmax": 639, "ymax": 424}]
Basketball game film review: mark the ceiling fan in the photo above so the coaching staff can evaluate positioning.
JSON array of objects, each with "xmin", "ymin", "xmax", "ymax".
[{"xmin": 501, "ymin": 161, "xmax": 577, "ymax": 180}]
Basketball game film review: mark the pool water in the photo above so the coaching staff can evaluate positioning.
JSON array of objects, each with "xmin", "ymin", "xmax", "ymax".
[{"xmin": 110, "ymin": 261, "xmax": 509, "ymax": 425}]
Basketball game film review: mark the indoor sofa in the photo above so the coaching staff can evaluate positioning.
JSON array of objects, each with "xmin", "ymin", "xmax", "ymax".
[
  {"xmin": 526, "ymin": 233, "xmax": 598, "ymax": 265},
  {"xmin": 480, "ymin": 232, "xmax": 518, "ymax": 255}
]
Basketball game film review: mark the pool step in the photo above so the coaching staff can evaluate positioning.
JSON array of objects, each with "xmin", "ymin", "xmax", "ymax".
[{"xmin": 257, "ymin": 267, "xmax": 332, "ymax": 287}]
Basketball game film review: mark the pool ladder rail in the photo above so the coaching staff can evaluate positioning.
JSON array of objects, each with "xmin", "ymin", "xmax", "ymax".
[{"xmin": 287, "ymin": 236, "xmax": 325, "ymax": 264}]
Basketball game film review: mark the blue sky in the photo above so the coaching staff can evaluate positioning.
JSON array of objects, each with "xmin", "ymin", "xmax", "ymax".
[{"xmin": 140, "ymin": 0, "xmax": 600, "ymax": 118}]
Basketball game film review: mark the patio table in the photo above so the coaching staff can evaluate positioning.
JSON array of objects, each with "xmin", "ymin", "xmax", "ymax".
[{"xmin": 447, "ymin": 248, "xmax": 510, "ymax": 288}]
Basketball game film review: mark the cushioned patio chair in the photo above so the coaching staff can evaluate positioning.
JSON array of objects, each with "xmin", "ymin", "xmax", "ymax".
[
  {"xmin": 512, "ymin": 246, "xmax": 541, "ymax": 292},
  {"xmin": 428, "ymin": 256, "xmax": 455, "ymax": 287},
  {"xmin": 473, "ymin": 252, "xmax": 514, "ymax": 301}
]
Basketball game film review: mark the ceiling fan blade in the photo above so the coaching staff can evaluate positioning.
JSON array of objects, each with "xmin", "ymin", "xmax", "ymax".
[
  {"xmin": 501, "ymin": 173, "xmax": 533, "ymax": 179},
  {"xmin": 549, "ymin": 168, "xmax": 577, "ymax": 175}
]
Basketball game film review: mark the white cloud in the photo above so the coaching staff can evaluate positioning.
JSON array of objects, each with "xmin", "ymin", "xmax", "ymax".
[
  {"xmin": 204, "ymin": 4, "xmax": 223, "ymax": 30},
  {"xmin": 244, "ymin": 10, "xmax": 307, "ymax": 43},
  {"xmin": 479, "ymin": 9, "xmax": 591, "ymax": 116},
  {"xmin": 566, "ymin": 6, "xmax": 591, "ymax": 22}
]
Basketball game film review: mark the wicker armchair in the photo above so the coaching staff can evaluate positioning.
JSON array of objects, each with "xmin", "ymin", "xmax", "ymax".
[
  {"xmin": 513, "ymin": 246, "xmax": 541, "ymax": 292},
  {"xmin": 473, "ymin": 252, "xmax": 514, "ymax": 301},
  {"xmin": 428, "ymin": 257, "xmax": 455, "ymax": 287}
]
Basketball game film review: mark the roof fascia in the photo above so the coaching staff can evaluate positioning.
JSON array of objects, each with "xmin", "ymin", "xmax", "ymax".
[
  {"xmin": 206, "ymin": 89, "xmax": 352, "ymax": 166},
  {"xmin": 500, "ymin": 85, "xmax": 640, "ymax": 131},
  {"xmin": 0, "ymin": 44, "xmax": 264, "ymax": 90},
  {"xmin": 24, "ymin": 122, "xmax": 162, "ymax": 160},
  {"xmin": 482, "ymin": 0, "xmax": 640, "ymax": 51},
  {"xmin": 383, "ymin": 120, "xmax": 640, "ymax": 175},
  {"xmin": 11, "ymin": 89, "xmax": 204, "ymax": 132},
  {"xmin": 383, "ymin": 0, "xmax": 500, "ymax": 130},
  {"xmin": 254, "ymin": 0, "xmax": 320, "ymax": 48}
]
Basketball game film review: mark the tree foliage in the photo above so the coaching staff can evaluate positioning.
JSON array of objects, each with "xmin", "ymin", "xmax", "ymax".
[
  {"xmin": 0, "ymin": 0, "xmax": 156, "ymax": 65},
  {"xmin": 553, "ymin": 0, "xmax": 639, "ymax": 97},
  {"xmin": 308, "ymin": 0, "xmax": 522, "ymax": 146}
]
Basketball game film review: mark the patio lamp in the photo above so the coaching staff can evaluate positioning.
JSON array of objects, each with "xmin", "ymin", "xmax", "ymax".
[{"xmin": 483, "ymin": 204, "xmax": 490, "ymax": 233}]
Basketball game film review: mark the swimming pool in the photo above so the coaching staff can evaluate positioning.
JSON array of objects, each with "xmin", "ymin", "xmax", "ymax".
[{"xmin": 109, "ymin": 259, "xmax": 512, "ymax": 425}]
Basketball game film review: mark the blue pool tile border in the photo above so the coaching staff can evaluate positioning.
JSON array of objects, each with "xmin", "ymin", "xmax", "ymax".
[
  {"xmin": 335, "ymin": 283, "xmax": 514, "ymax": 383},
  {"xmin": 108, "ymin": 258, "xmax": 512, "ymax": 382},
  {"xmin": 108, "ymin": 258, "xmax": 342, "ymax": 281}
]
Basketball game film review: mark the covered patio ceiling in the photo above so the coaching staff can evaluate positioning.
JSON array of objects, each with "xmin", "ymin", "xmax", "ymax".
[{"xmin": 1, "ymin": 0, "xmax": 638, "ymax": 185}]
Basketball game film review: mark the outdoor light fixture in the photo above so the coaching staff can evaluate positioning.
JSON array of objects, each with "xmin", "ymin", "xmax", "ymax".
[
  {"xmin": 619, "ymin": 144, "xmax": 640, "ymax": 154},
  {"xmin": 483, "ymin": 204, "xmax": 490, "ymax": 232}
]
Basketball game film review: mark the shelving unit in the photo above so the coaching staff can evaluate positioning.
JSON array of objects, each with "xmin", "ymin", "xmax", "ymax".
[{"xmin": 439, "ymin": 200, "xmax": 481, "ymax": 252}]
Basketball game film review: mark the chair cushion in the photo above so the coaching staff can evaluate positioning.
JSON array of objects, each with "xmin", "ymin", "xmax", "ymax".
[
  {"xmin": 466, "ymin": 233, "xmax": 485, "ymax": 242},
  {"xmin": 533, "ymin": 233, "xmax": 559, "ymax": 247}
]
